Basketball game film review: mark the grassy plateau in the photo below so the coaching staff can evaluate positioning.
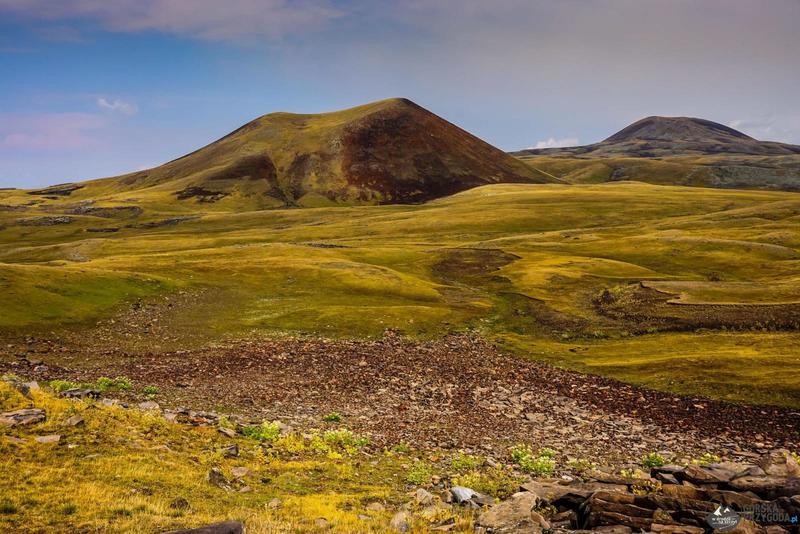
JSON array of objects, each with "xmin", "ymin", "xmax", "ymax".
[{"xmin": 1, "ymin": 181, "xmax": 799, "ymax": 407}]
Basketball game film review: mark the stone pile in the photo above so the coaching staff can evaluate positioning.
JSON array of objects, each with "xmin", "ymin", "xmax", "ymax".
[{"xmin": 474, "ymin": 450, "xmax": 800, "ymax": 534}]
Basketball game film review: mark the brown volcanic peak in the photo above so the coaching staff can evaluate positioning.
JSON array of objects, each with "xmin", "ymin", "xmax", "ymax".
[
  {"xmin": 513, "ymin": 116, "xmax": 800, "ymax": 158},
  {"xmin": 99, "ymin": 98, "xmax": 553, "ymax": 208},
  {"xmin": 603, "ymin": 116, "xmax": 754, "ymax": 143}
]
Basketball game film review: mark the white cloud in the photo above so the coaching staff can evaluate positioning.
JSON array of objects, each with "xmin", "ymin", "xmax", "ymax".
[
  {"xmin": 97, "ymin": 97, "xmax": 137, "ymax": 115},
  {"xmin": 728, "ymin": 115, "xmax": 800, "ymax": 144},
  {"xmin": 532, "ymin": 137, "xmax": 579, "ymax": 149},
  {"xmin": 0, "ymin": 0, "xmax": 342, "ymax": 42}
]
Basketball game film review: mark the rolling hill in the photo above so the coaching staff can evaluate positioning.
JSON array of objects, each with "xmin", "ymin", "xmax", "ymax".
[
  {"xmin": 513, "ymin": 116, "xmax": 800, "ymax": 191},
  {"xmin": 23, "ymin": 98, "xmax": 552, "ymax": 211}
]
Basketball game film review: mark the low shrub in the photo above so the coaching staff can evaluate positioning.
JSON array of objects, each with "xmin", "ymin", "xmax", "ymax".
[
  {"xmin": 449, "ymin": 452, "xmax": 484, "ymax": 474},
  {"xmin": 452, "ymin": 466, "xmax": 520, "ymax": 499},
  {"xmin": 242, "ymin": 421, "xmax": 281, "ymax": 442},
  {"xmin": 641, "ymin": 452, "xmax": 666, "ymax": 468}
]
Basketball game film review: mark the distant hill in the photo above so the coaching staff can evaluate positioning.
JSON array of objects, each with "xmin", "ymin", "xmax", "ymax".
[
  {"xmin": 514, "ymin": 116, "xmax": 800, "ymax": 158},
  {"xmin": 513, "ymin": 116, "xmax": 800, "ymax": 191},
  {"xmin": 42, "ymin": 98, "xmax": 552, "ymax": 210}
]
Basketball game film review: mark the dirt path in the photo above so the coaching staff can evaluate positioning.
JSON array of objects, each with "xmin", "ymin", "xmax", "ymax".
[{"xmin": 2, "ymin": 334, "xmax": 798, "ymax": 464}]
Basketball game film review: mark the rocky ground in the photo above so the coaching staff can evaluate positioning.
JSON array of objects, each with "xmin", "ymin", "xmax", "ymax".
[{"xmin": 2, "ymin": 333, "xmax": 798, "ymax": 466}]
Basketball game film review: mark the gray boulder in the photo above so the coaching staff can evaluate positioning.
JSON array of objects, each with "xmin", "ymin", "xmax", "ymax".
[{"xmin": 0, "ymin": 408, "xmax": 45, "ymax": 427}]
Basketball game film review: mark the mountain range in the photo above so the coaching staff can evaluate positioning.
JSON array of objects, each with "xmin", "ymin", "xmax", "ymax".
[{"xmin": 21, "ymin": 100, "xmax": 800, "ymax": 208}]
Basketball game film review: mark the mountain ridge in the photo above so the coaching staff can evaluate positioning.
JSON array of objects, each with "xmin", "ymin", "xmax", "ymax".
[{"xmin": 514, "ymin": 115, "xmax": 800, "ymax": 158}]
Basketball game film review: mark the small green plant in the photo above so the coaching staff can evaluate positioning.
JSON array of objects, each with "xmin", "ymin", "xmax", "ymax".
[
  {"xmin": 790, "ymin": 451, "xmax": 800, "ymax": 464},
  {"xmin": 218, "ymin": 415, "xmax": 236, "ymax": 430},
  {"xmin": 272, "ymin": 434, "xmax": 307, "ymax": 455},
  {"xmin": 390, "ymin": 442, "xmax": 411, "ymax": 454},
  {"xmin": 111, "ymin": 376, "xmax": 133, "ymax": 390},
  {"xmin": 620, "ymin": 468, "xmax": 648, "ymax": 479},
  {"xmin": 242, "ymin": 421, "xmax": 281, "ymax": 442},
  {"xmin": 534, "ymin": 503, "xmax": 559, "ymax": 519},
  {"xmin": 632, "ymin": 479, "xmax": 663, "ymax": 495},
  {"xmin": 48, "ymin": 380, "xmax": 80, "ymax": 393},
  {"xmin": 59, "ymin": 503, "xmax": 78, "ymax": 516},
  {"xmin": 567, "ymin": 458, "xmax": 598, "ymax": 473},
  {"xmin": 0, "ymin": 500, "xmax": 17, "ymax": 514},
  {"xmin": 509, "ymin": 444, "xmax": 556, "ymax": 476},
  {"xmin": 510, "ymin": 444, "xmax": 533, "ymax": 464},
  {"xmin": 142, "ymin": 385, "xmax": 159, "ymax": 396},
  {"xmin": 322, "ymin": 412, "xmax": 342, "ymax": 423},
  {"xmin": 452, "ymin": 466, "xmax": 520, "ymax": 499},
  {"xmin": 406, "ymin": 462, "xmax": 433, "ymax": 485},
  {"xmin": 323, "ymin": 429, "xmax": 368, "ymax": 450},
  {"xmin": 95, "ymin": 376, "xmax": 133, "ymax": 391},
  {"xmin": 450, "ymin": 452, "xmax": 484, "ymax": 474},
  {"xmin": 692, "ymin": 453, "xmax": 721, "ymax": 466},
  {"xmin": 641, "ymin": 452, "xmax": 666, "ymax": 468},
  {"xmin": 538, "ymin": 447, "xmax": 557, "ymax": 459},
  {"xmin": 518, "ymin": 455, "xmax": 556, "ymax": 476}
]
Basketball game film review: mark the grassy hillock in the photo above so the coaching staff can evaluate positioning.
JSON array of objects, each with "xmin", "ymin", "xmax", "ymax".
[
  {"xmin": 516, "ymin": 154, "xmax": 800, "ymax": 191},
  {"xmin": 1, "ymin": 182, "xmax": 799, "ymax": 406}
]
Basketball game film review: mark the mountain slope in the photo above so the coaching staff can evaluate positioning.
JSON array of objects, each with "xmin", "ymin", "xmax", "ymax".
[
  {"xmin": 513, "ymin": 116, "xmax": 800, "ymax": 158},
  {"xmin": 512, "ymin": 116, "xmax": 800, "ymax": 191},
  {"xmin": 63, "ymin": 98, "xmax": 552, "ymax": 209}
]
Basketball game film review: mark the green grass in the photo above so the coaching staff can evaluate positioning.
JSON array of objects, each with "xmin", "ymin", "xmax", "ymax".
[
  {"xmin": 1, "ymin": 182, "xmax": 800, "ymax": 406},
  {"xmin": 0, "ymin": 382, "xmax": 476, "ymax": 533}
]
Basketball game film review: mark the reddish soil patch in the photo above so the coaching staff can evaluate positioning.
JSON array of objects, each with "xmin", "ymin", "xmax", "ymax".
[{"xmin": 3, "ymin": 334, "xmax": 797, "ymax": 464}]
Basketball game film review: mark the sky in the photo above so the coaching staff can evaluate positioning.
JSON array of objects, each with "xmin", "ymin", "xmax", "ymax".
[{"xmin": 0, "ymin": 0, "xmax": 798, "ymax": 188}]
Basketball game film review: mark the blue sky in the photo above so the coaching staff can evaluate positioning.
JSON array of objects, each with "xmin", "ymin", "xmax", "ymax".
[{"xmin": 1, "ymin": 0, "xmax": 798, "ymax": 188}]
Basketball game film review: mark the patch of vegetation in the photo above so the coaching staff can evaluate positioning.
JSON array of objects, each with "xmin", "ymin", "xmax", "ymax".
[
  {"xmin": 406, "ymin": 462, "xmax": 433, "ymax": 486},
  {"xmin": 449, "ymin": 452, "xmax": 484, "ymax": 474},
  {"xmin": 60, "ymin": 503, "xmax": 78, "ymax": 516},
  {"xmin": 142, "ymin": 385, "xmax": 159, "ymax": 396},
  {"xmin": 620, "ymin": 468, "xmax": 649, "ymax": 479},
  {"xmin": 691, "ymin": 453, "xmax": 721, "ymax": 466},
  {"xmin": 451, "ymin": 466, "xmax": 520, "ymax": 500},
  {"xmin": 322, "ymin": 412, "xmax": 342, "ymax": 423},
  {"xmin": 641, "ymin": 452, "xmax": 667, "ymax": 469},
  {"xmin": 322, "ymin": 429, "xmax": 369, "ymax": 450},
  {"xmin": 632, "ymin": 480, "xmax": 663, "ymax": 495},
  {"xmin": 94, "ymin": 376, "xmax": 133, "ymax": 391},
  {"xmin": 3, "ymin": 182, "xmax": 800, "ymax": 407},
  {"xmin": 0, "ymin": 381, "xmax": 475, "ymax": 533},
  {"xmin": 566, "ymin": 458, "xmax": 598, "ymax": 473},
  {"xmin": 510, "ymin": 445, "xmax": 556, "ymax": 476},
  {"xmin": 48, "ymin": 379, "xmax": 81, "ymax": 393},
  {"xmin": 390, "ymin": 443, "xmax": 411, "ymax": 454},
  {"xmin": 241, "ymin": 421, "xmax": 282, "ymax": 442}
]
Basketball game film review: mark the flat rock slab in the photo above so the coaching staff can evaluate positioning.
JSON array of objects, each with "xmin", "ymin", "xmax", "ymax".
[
  {"xmin": 162, "ymin": 521, "xmax": 244, "ymax": 534},
  {"xmin": 0, "ymin": 408, "xmax": 45, "ymax": 427}
]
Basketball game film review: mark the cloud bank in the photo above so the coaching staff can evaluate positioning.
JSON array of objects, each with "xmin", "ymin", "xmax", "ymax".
[
  {"xmin": 533, "ymin": 137, "xmax": 579, "ymax": 149},
  {"xmin": 0, "ymin": 0, "xmax": 342, "ymax": 41}
]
